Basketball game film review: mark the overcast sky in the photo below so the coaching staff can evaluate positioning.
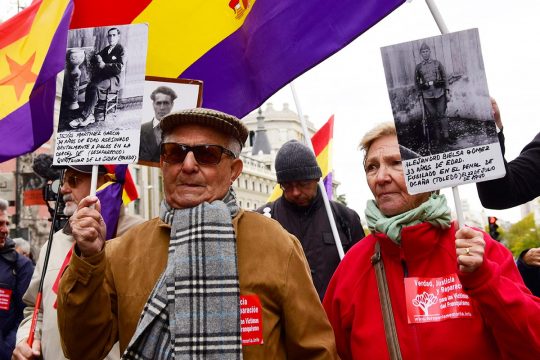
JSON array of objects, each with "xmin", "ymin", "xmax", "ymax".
[
  {"xmin": 3, "ymin": 0, "xmax": 538, "ymax": 223},
  {"xmin": 263, "ymin": 0, "xmax": 540, "ymax": 223}
]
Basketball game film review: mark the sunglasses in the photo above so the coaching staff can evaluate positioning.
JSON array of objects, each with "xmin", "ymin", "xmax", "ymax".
[
  {"xmin": 160, "ymin": 143, "xmax": 236, "ymax": 165},
  {"xmin": 62, "ymin": 174, "xmax": 84, "ymax": 188},
  {"xmin": 280, "ymin": 180, "xmax": 317, "ymax": 192}
]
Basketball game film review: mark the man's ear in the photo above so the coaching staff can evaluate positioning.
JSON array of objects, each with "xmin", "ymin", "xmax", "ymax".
[{"xmin": 230, "ymin": 158, "xmax": 243, "ymax": 185}]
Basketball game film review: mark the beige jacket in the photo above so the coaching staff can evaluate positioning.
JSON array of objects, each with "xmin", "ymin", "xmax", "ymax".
[
  {"xmin": 58, "ymin": 210, "xmax": 338, "ymax": 359},
  {"xmin": 17, "ymin": 211, "xmax": 144, "ymax": 359}
]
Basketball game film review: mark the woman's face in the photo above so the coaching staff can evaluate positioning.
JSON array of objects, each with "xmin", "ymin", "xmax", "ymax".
[{"xmin": 365, "ymin": 135, "xmax": 430, "ymax": 216}]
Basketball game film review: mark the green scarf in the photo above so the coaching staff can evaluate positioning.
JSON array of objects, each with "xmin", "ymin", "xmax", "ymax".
[{"xmin": 365, "ymin": 193, "xmax": 451, "ymax": 244}]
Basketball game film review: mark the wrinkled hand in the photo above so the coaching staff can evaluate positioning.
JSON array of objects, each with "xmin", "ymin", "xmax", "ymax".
[
  {"xmin": 490, "ymin": 97, "xmax": 503, "ymax": 130},
  {"xmin": 523, "ymin": 248, "xmax": 540, "ymax": 267},
  {"xmin": 70, "ymin": 196, "xmax": 106, "ymax": 258},
  {"xmin": 455, "ymin": 227, "xmax": 485, "ymax": 273},
  {"xmin": 12, "ymin": 339, "xmax": 41, "ymax": 359}
]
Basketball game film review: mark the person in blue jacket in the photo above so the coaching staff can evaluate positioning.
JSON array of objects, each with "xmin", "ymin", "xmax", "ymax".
[{"xmin": 0, "ymin": 199, "xmax": 33, "ymax": 358}]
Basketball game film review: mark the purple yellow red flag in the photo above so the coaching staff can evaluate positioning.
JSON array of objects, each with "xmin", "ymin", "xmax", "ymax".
[
  {"xmin": 97, "ymin": 165, "xmax": 139, "ymax": 240},
  {"xmin": 267, "ymin": 115, "xmax": 335, "ymax": 202},
  {"xmin": 0, "ymin": 0, "xmax": 73, "ymax": 162},
  {"xmin": 69, "ymin": 0, "xmax": 404, "ymax": 118}
]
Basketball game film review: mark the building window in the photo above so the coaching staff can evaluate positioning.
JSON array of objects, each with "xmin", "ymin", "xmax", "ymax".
[
  {"xmin": 247, "ymin": 202, "xmax": 250, "ymax": 208},
  {"xmin": 266, "ymin": 185, "xmax": 269, "ymax": 193},
  {"xmin": 244, "ymin": 179, "xmax": 248, "ymax": 188}
]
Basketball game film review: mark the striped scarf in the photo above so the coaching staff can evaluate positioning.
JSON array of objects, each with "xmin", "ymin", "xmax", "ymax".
[{"xmin": 122, "ymin": 190, "xmax": 243, "ymax": 360}]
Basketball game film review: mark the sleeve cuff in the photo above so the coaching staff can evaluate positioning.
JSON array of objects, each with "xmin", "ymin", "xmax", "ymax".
[
  {"xmin": 70, "ymin": 248, "xmax": 106, "ymax": 286},
  {"xmin": 458, "ymin": 257, "xmax": 499, "ymax": 292}
]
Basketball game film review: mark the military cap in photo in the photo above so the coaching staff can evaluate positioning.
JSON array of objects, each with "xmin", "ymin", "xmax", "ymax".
[
  {"xmin": 419, "ymin": 42, "xmax": 430, "ymax": 51},
  {"xmin": 160, "ymin": 108, "xmax": 249, "ymax": 147}
]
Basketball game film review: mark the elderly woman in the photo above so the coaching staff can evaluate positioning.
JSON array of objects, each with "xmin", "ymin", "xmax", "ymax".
[{"xmin": 323, "ymin": 122, "xmax": 540, "ymax": 359}]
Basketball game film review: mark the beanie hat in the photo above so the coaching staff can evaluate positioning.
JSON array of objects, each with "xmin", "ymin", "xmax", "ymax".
[{"xmin": 275, "ymin": 140, "xmax": 322, "ymax": 183}]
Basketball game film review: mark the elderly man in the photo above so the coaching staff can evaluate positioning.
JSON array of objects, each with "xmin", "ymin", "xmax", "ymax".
[
  {"xmin": 0, "ymin": 199, "xmax": 33, "ymax": 359},
  {"xmin": 415, "ymin": 42, "xmax": 450, "ymax": 144},
  {"xmin": 13, "ymin": 166, "xmax": 143, "ymax": 360},
  {"xmin": 139, "ymin": 86, "xmax": 177, "ymax": 163},
  {"xmin": 257, "ymin": 140, "xmax": 364, "ymax": 300},
  {"xmin": 57, "ymin": 108, "xmax": 338, "ymax": 359},
  {"xmin": 70, "ymin": 27, "xmax": 125, "ymax": 128}
]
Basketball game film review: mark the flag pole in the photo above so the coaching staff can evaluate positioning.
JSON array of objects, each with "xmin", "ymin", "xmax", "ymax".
[
  {"xmin": 290, "ymin": 82, "xmax": 345, "ymax": 259},
  {"xmin": 90, "ymin": 165, "xmax": 99, "ymax": 197},
  {"xmin": 425, "ymin": 0, "xmax": 464, "ymax": 229},
  {"xmin": 27, "ymin": 169, "xmax": 65, "ymax": 347}
]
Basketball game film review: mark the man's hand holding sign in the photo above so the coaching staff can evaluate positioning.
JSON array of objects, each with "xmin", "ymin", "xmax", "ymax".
[{"xmin": 71, "ymin": 196, "xmax": 106, "ymax": 258}]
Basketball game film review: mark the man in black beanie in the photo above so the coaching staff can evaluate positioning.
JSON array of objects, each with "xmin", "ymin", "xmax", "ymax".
[{"xmin": 257, "ymin": 140, "xmax": 365, "ymax": 300}]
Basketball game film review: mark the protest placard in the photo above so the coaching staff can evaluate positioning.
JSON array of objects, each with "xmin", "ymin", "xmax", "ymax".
[
  {"xmin": 381, "ymin": 28, "xmax": 505, "ymax": 194},
  {"xmin": 53, "ymin": 23, "xmax": 148, "ymax": 166}
]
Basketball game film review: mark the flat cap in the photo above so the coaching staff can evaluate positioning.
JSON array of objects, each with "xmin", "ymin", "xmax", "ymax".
[
  {"xmin": 160, "ymin": 108, "xmax": 248, "ymax": 147},
  {"xmin": 66, "ymin": 165, "xmax": 108, "ymax": 174}
]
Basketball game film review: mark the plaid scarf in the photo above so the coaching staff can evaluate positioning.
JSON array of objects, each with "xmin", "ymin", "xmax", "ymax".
[{"xmin": 122, "ymin": 190, "xmax": 243, "ymax": 360}]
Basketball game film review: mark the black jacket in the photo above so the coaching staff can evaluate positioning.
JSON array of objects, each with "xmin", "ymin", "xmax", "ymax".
[
  {"xmin": 476, "ymin": 130, "xmax": 540, "ymax": 209},
  {"xmin": 257, "ymin": 189, "xmax": 364, "ymax": 300},
  {"xmin": 0, "ymin": 238, "xmax": 33, "ymax": 358},
  {"xmin": 517, "ymin": 250, "xmax": 540, "ymax": 297}
]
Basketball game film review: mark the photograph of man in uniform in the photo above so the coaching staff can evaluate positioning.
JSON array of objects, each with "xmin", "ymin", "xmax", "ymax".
[
  {"xmin": 415, "ymin": 42, "xmax": 450, "ymax": 145},
  {"xmin": 138, "ymin": 86, "xmax": 177, "ymax": 163},
  {"xmin": 381, "ymin": 29, "xmax": 499, "ymax": 159}
]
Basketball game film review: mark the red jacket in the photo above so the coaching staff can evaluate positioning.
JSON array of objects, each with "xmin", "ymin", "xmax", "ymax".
[{"xmin": 323, "ymin": 222, "xmax": 540, "ymax": 360}]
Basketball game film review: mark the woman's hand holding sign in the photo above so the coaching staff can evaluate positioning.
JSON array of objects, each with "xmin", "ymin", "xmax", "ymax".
[
  {"xmin": 455, "ymin": 227, "xmax": 486, "ymax": 273},
  {"xmin": 70, "ymin": 196, "xmax": 106, "ymax": 258}
]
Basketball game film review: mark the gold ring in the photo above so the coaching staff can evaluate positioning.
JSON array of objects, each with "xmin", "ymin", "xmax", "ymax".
[{"xmin": 465, "ymin": 247, "xmax": 470, "ymax": 255}]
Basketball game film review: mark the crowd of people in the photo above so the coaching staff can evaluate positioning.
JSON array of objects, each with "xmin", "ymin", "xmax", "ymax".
[{"xmin": 1, "ymin": 102, "xmax": 539, "ymax": 359}]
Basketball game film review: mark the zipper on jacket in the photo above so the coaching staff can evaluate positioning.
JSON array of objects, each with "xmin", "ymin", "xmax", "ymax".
[
  {"xmin": 400, "ymin": 250, "xmax": 408, "ymax": 277},
  {"xmin": 400, "ymin": 245, "xmax": 423, "ymax": 359}
]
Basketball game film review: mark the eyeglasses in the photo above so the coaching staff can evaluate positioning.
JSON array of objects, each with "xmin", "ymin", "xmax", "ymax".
[
  {"xmin": 279, "ymin": 180, "xmax": 316, "ymax": 192},
  {"xmin": 62, "ymin": 174, "xmax": 83, "ymax": 188},
  {"xmin": 160, "ymin": 143, "xmax": 236, "ymax": 165}
]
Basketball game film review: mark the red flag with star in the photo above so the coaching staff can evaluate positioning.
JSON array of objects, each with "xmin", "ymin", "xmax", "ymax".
[{"xmin": 0, "ymin": 0, "xmax": 74, "ymax": 162}]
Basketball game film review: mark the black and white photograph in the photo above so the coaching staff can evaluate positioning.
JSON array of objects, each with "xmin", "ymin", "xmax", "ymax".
[
  {"xmin": 381, "ymin": 29, "xmax": 505, "ymax": 193},
  {"xmin": 53, "ymin": 23, "xmax": 148, "ymax": 166},
  {"xmin": 138, "ymin": 76, "xmax": 203, "ymax": 166}
]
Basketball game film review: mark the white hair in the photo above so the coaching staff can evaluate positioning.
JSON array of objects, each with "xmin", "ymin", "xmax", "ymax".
[
  {"xmin": 0, "ymin": 198, "xmax": 8, "ymax": 211},
  {"xmin": 13, "ymin": 237, "xmax": 31, "ymax": 254}
]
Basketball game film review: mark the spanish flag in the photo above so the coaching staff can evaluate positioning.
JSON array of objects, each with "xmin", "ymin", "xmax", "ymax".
[
  {"xmin": 69, "ymin": 0, "xmax": 404, "ymax": 118},
  {"xmin": 267, "ymin": 115, "xmax": 334, "ymax": 202},
  {"xmin": 0, "ymin": 0, "xmax": 73, "ymax": 162}
]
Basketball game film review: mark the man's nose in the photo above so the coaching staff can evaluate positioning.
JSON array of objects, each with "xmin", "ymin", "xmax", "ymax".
[
  {"xmin": 181, "ymin": 151, "xmax": 199, "ymax": 172},
  {"xmin": 60, "ymin": 181, "xmax": 70, "ymax": 195},
  {"xmin": 290, "ymin": 186, "xmax": 302, "ymax": 196}
]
